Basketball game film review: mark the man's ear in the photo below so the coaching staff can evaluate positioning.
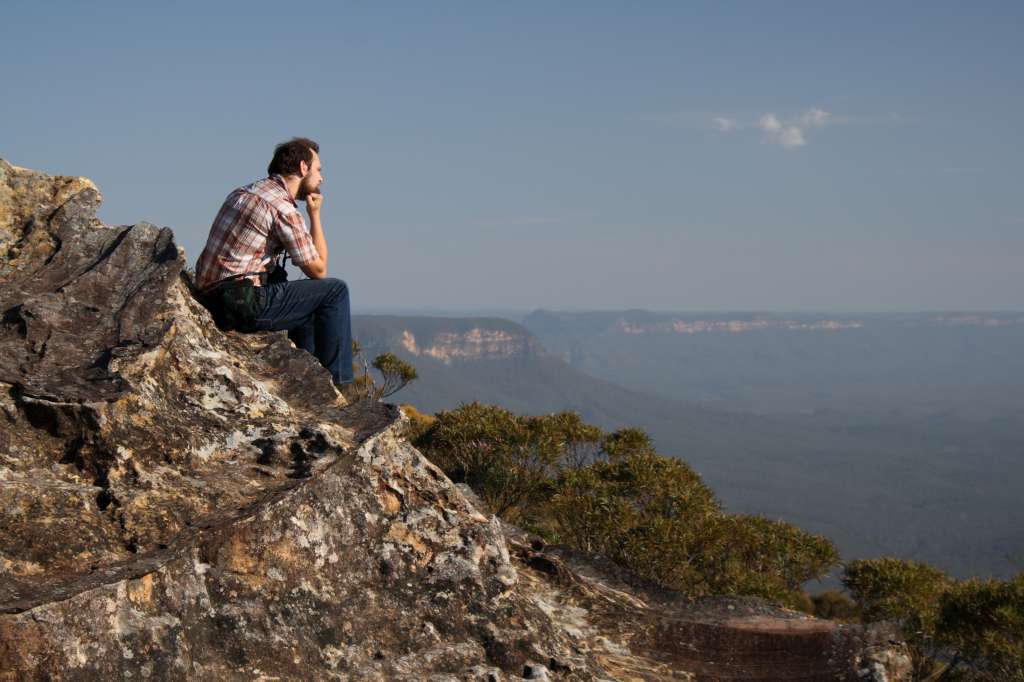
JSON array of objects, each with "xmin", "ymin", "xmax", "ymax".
[{"xmin": 299, "ymin": 159, "xmax": 309, "ymax": 177}]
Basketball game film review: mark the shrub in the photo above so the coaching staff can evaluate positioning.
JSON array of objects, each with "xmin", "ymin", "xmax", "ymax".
[
  {"xmin": 550, "ymin": 451, "xmax": 720, "ymax": 593},
  {"xmin": 413, "ymin": 403, "xmax": 560, "ymax": 519},
  {"xmin": 843, "ymin": 558, "xmax": 952, "ymax": 679},
  {"xmin": 343, "ymin": 343, "xmax": 417, "ymax": 401},
  {"xmin": 399, "ymin": 404, "xmax": 435, "ymax": 441},
  {"xmin": 371, "ymin": 352, "xmax": 418, "ymax": 399},
  {"xmin": 411, "ymin": 399, "xmax": 1024, "ymax": 670},
  {"xmin": 698, "ymin": 515, "xmax": 839, "ymax": 603},
  {"xmin": 936, "ymin": 573, "xmax": 1024, "ymax": 680},
  {"xmin": 544, "ymin": 411, "xmax": 603, "ymax": 469},
  {"xmin": 844, "ymin": 560, "xmax": 1024, "ymax": 679},
  {"xmin": 414, "ymin": 403, "xmax": 839, "ymax": 605},
  {"xmin": 843, "ymin": 558, "xmax": 950, "ymax": 631},
  {"xmin": 600, "ymin": 427, "xmax": 655, "ymax": 460}
]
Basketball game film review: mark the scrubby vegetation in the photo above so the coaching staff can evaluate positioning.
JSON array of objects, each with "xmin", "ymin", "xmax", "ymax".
[
  {"xmin": 412, "ymin": 402, "xmax": 836, "ymax": 606},
  {"xmin": 371, "ymin": 352, "xmax": 418, "ymax": 399},
  {"xmin": 394, "ymin": 376, "xmax": 1023, "ymax": 680},
  {"xmin": 349, "ymin": 341, "xmax": 418, "ymax": 401},
  {"xmin": 844, "ymin": 558, "xmax": 1024, "ymax": 681}
]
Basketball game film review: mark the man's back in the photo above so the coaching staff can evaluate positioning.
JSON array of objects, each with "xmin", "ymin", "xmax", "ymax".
[{"xmin": 195, "ymin": 176, "xmax": 316, "ymax": 290}]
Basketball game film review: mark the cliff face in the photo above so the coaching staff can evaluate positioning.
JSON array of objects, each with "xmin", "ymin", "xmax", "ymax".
[
  {"xmin": 353, "ymin": 315, "xmax": 543, "ymax": 365},
  {"xmin": 400, "ymin": 328, "xmax": 538, "ymax": 363},
  {"xmin": 0, "ymin": 160, "xmax": 910, "ymax": 681}
]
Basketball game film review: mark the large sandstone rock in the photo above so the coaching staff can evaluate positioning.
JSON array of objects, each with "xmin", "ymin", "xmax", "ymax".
[{"xmin": 0, "ymin": 160, "xmax": 911, "ymax": 680}]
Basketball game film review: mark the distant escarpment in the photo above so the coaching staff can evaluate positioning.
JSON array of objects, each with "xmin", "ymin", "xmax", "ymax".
[
  {"xmin": 0, "ymin": 160, "xmax": 908, "ymax": 680},
  {"xmin": 355, "ymin": 315, "xmax": 542, "ymax": 363}
]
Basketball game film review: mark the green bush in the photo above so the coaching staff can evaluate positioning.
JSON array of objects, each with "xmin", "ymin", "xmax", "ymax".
[
  {"xmin": 549, "ymin": 451, "xmax": 720, "ymax": 592},
  {"xmin": 843, "ymin": 558, "xmax": 950, "ymax": 679},
  {"xmin": 413, "ymin": 403, "xmax": 560, "ymax": 519},
  {"xmin": 371, "ymin": 352, "xmax": 418, "ymax": 399},
  {"xmin": 843, "ymin": 558, "xmax": 950, "ymax": 631},
  {"xmin": 842, "ymin": 559, "xmax": 1024, "ymax": 680},
  {"xmin": 699, "ymin": 514, "xmax": 838, "ymax": 603},
  {"xmin": 343, "ymin": 343, "xmax": 417, "ymax": 401},
  {"xmin": 413, "ymin": 403, "xmax": 838, "ymax": 604},
  {"xmin": 399, "ymin": 404, "xmax": 435, "ymax": 442},
  {"xmin": 600, "ymin": 427, "xmax": 656, "ymax": 460},
  {"xmin": 936, "ymin": 574, "xmax": 1024, "ymax": 680},
  {"xmin": 410, "ymin": 400, "xmax": 1023, "ymax": 673},
  {"xmin": 545, "ymin": 411, "xmax": 604, "ymax": 468}
]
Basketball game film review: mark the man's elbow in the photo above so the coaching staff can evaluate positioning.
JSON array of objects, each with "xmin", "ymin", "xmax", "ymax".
[{"xmin": 299, "ymin": 258, "xmax": 327, "ymax": 279}]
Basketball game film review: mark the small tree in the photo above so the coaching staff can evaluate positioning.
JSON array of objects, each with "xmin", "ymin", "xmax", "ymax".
[
  {"xmin": 341, "ymin": 343, "xmax": 417, "ymax": 402},
  {"xmin": 371, "ymin": 352, "xmax": 418, "ymax": 399}
]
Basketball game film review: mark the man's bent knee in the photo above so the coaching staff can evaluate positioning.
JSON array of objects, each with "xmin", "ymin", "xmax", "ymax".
[{"xmin": 324, "ymin": 277, "xmax": 348, "ymax": 299}]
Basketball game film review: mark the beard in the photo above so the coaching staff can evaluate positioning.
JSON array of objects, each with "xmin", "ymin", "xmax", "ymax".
[{"xmin": 296, "ymin": 179, "xmax": 320, "ymax": 201}]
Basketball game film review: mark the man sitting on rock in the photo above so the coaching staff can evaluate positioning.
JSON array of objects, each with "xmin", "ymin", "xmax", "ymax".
[{"xmin": 195, "ymin": 137, "xmax": 354, "ymax": 392}]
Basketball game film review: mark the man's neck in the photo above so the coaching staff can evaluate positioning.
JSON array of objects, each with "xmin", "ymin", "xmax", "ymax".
[{"xmin": 279, "ymin": 174, "xmax": 302, "ymax": 201}]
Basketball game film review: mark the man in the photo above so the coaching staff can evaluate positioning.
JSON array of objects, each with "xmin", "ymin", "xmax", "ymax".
[{"xmin": 195, "ymin": 137, "xmax": 354, "ymax": 391}]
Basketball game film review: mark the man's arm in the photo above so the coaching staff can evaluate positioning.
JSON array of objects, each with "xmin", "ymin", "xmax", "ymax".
[{"xmin": 298, "ymin": 193, "xmax": 328, "ymax": 279}]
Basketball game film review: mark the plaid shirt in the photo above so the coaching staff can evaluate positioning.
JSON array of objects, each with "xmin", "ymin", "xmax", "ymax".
[{"xmin": 195, "ymin": 175, "xmax": 319, "ymax": 289}]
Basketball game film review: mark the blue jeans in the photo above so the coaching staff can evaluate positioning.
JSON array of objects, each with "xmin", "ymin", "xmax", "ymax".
[{"xmin": 251, "ymin": 278, "xmax": 353, "ymax": 385}]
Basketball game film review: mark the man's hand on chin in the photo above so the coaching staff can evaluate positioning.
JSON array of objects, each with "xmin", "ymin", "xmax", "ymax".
[{"xmin": 305, "ymin": 192, "xmax": 323, "ymax": 216}]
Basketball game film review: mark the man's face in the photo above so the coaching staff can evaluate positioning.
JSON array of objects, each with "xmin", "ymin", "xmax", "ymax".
[{"xmin": 297, "ymin": 150, "xmax": 323, "ymax": 200}]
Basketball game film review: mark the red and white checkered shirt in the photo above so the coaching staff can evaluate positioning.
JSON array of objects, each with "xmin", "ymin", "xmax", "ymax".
[{"xmin": 195, "ymin": 175, "xmax": 319, "ymax": 289}]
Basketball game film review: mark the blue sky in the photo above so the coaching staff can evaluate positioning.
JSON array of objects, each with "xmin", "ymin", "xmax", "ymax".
[{"xmin": 3, "ymin": 1, "xmax": 1021, "ymax": 312}]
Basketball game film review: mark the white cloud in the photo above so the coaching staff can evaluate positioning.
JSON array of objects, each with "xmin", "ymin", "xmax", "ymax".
[
  {"xmin": 777, "ymin": 126, "xmax": 806, "ymax": 149},
  {"xmin": 758, "ymin": 113, "xmax": 782, "ymax": 132},
  {"xmin": 756, "ymin": 109, "xmax": 830, "ymax": 149},
  {"xmin": 711, "ymin": 108, "xmax": 834, "ymax": 149},
  {"xmin": 713, "ymin": 117, "xmax": 738, "ymax": 132},
  {"xmin": 799, "ymin": 108, "xmax": 830, "ymax": 128}
]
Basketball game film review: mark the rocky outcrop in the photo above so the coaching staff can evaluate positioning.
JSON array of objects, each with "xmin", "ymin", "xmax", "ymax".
[{"xmin": 0, "ymin": 160, "xmax": 910, "ymax": 680}]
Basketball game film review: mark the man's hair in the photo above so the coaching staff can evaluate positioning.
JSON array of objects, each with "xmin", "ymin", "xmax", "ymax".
[{"xmin": 267, "ymin": 137, "xmax": 320, "ymax": 177}]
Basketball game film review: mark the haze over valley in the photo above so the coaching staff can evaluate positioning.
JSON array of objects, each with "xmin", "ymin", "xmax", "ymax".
[{"xmin": 355, "ymin": 310, "xmax": 1024, "ymax": 584}]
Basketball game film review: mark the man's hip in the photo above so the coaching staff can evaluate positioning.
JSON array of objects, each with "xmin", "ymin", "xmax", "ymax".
[
  {"xmin": 199, "ymin": 275, "xmax": 349, "ymax": 333},
  {"xmin": 199, "ymin": 278, "xmax": 266, "ymax": 332}
]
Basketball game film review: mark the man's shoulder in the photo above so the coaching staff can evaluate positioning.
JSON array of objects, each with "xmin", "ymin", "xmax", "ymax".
[{"xmin": 242, "ymin": 176, "xmax": 297, "ymax": 214}]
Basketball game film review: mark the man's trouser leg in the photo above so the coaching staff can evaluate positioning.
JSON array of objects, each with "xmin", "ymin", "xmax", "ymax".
[{"xmin": 251, "ymin": 278, "xmax": 354, "ymax": 385}]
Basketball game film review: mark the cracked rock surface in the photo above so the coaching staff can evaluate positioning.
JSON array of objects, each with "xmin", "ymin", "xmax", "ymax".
[{"xmin": 0, "ymin": 160, "xmax": 911, "ymax": 681}]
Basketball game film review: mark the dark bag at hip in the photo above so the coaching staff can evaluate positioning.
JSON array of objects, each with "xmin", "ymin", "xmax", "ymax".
[{"xmin": 201, "ymin": 279, "xmax": 265, "ymax": 332}]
